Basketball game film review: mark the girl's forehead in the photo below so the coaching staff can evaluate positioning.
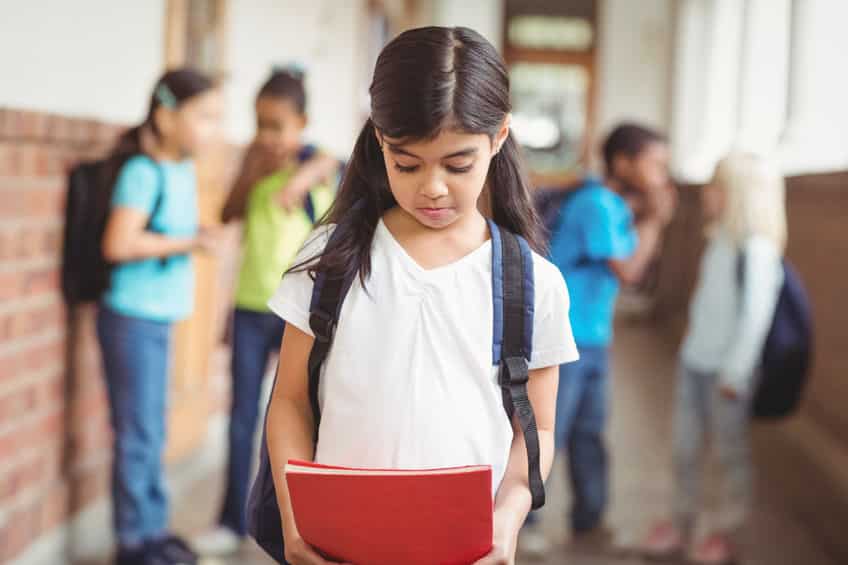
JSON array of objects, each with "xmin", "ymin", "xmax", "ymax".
[
  {"xmin": 255, "ymin": 96, "xmax": 301, "ymax": 117},
  {"xmin": 384, "ymin": 129, "xmax": 490, "ymax": 158}
]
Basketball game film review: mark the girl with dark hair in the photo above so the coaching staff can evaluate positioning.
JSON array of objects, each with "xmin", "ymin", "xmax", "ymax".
[
  {"xmin": 98, "ymin": 68, "xmax": 223, "ymax": 565},
  {"xmin": 193, "ymin": 67, "xmax": 341, "ymax": 556},
  {"xmin": 264, "ymin": 27, "xmax": 577, "ymax": 565}
]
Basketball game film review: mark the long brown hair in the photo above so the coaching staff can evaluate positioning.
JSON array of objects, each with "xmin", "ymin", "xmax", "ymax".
[
  {"xmin": 297, "ymin": 26, "xmax": 542, "ymax": 284},
  {"xmin": 100, "ymin": 68, "xmax": 215, "ymax": 189}
]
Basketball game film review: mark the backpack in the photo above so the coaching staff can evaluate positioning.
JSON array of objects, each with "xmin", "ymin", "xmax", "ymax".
[
  {"xmin": 61, "ymin": 154, "xmax": 163, "ymax": 305},
  {"xmin": 246, "ymin": 219, "xmax": 545, "ymax": 563},
  {"xmin": 737, "ymin": 252, "xmax": 813, "ymax": 419}
]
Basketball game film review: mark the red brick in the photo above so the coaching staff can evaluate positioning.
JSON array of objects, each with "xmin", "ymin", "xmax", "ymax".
[
  {"xmin": 0, "ymin": 108, "xmax": 10, "ymax": 138},
  {"xmin": 45, "ymin": 115, "xmax": 71, "ymax": 143},
  {"xmin": 26, "ymin": 186, "xmax": 65, "ymax": 219},
  {"xmin": 69, "ymin": 462, "xmax": 110, "ymax": 514},
  {"xmin": 0, "ymin": 271, "xmax": 26, "ymax": 301},
  {"xmin": 0, "ymin": 142, "xmax": 22, "ymax": 176},
  {"xmin": 0, "ymin": 450, "xmax": 46, "ymax": 503},
  {"xmin": 25, "ymin": 268, "xmax": 60, "ymax": 296},
  {"xmin": 0, "ymin": 266, "xmax": 59, "ymax": 300},
  {"xmin": 0, "ymin": 407, "xmax": 63, "ymax": 462},
  {"xmin": 0, "ymin": 341, "xmax": 64, "ymax": 390},
  {"xmin": 0, "ymin": 500, "xmax": 39, "ymax": 562},
  {"xmin": 14, "ymin": 111, "xmax": 51, "ymax": 142},
  {"xmin": 40, "ymin": 480, "xmax": 69, "ymax": 533},
  {"xmin": 0, "ymin": 384, "xmax": 39, "ymax": 425}
]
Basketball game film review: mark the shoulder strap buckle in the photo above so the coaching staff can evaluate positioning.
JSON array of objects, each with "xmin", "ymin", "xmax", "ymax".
[{"xmin": 499, "ymin": 356, "xmax": 530, "ymax": 387}]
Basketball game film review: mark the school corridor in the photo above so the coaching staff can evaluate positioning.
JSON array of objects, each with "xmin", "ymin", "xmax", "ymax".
[
  {"xmin": 3, "ymin": 1, "xmax": 848, "ymax": 564},
  {"xmin": 66, "ymin": 319, "xmax": 845, "ymax": 565}
]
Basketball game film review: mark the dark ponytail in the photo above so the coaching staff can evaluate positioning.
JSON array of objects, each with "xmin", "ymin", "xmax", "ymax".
[
  {"xmin": 488, "ymin": 132, "xmax": 542, "ymax": 250},
  {"xmin": 103, "ymin": 68, "xmax": 215, "ymax": 182},
  {"xmin": 296, "ymin": 26, "xmax": 542, "ymax": 283}
]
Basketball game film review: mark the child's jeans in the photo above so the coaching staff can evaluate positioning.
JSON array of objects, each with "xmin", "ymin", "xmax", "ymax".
[
  {"xmin": 97, "ymin": 305, "xmax": 172, "ymax": 547},
  {"xmin": 673, "ymin": 363, "xmax": 753, "ymax": 532},
  {"xmin": 220, "ymin": 308, "xmax": 286, "ymax": 536}
]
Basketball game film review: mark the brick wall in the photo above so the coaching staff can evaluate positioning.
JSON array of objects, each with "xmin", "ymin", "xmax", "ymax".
[{"xmin": 0, "ymin": 108, "xmax": 124, "ymax": 562}]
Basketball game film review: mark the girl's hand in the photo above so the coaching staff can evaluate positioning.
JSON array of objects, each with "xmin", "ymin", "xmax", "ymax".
[
  {"xmin": 473, "ymin": 512, "xmax": 520, "ymax": 565},
  {"xmin": 193, "ymin": 226, "xmax": 227, "ymax": 254},
  {"xmin": 275, "ymin": 172, "xmax": 312, "ymax": 212},
  {"xmin": 243, "ymin": 141, "xmax": 280, "ymax": 184},
  {"xmin": 719, "ymin": 383, "xmax": 740, "ymax": 400},
  {"xmin": 284, "ymin": 534, "xmax": 352, "ymax": 565}
]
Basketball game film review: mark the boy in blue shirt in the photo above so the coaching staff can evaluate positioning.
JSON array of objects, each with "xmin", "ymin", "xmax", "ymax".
[{"xmin": 528, "ymin": 123, "xmax": 673, "ymax": 550}]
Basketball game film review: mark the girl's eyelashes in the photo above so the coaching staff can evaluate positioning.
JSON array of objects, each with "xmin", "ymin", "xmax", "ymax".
[
  {"xmin": 393, "ymin": 162, "xmax": 419, "ymax": 173},
  {"xmin": 392, "ymin": 162, "xmax": 474, "ymax": 174}
]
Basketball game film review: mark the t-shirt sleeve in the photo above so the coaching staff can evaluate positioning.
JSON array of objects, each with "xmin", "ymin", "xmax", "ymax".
[
  {"xmin": 267, "ymin": 224, "xmax": 335, "ymax": 336},
  {"xmin": 529, "ymin": 254, "xmax": 580, "ymax": 370},
  {"xmin": 111, "ymin": 156, "xmax": 160, "ymax": 213},
  {"xmin": 580, "ymin": 191, "xmax": 638, "ymax": 261}
]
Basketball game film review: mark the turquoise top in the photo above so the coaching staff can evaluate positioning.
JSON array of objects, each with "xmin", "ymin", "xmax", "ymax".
[
  {"xmin": 103, "ymin": 155, "xmax": 198, "ymax": 322},
  {"xmin": 548, "ymin": 179, "xmax": 638, "ymax": 347}
]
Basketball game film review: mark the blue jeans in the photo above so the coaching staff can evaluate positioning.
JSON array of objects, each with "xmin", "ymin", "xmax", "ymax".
[
  {"xmin": 97, "ymin": 305, "xmax": 172, "ymax": 547},
  {"xmin": 220, "ymin": 309, "xmax": 286, "ymax": 536},
  {"xmin": 556, "ymin": 346, "xmax": 609, "ymax": 532}
]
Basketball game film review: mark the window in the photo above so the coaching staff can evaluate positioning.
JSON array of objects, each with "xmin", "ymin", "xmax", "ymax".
[{"xmin": 504, "ymin": 0, "xmax": 597, "ymax": 186}]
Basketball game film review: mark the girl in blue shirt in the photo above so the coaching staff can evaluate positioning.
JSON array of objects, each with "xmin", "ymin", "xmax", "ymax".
[{"xmin": 98, "ymin": 68, "xmax": 223, "ymax": 565}]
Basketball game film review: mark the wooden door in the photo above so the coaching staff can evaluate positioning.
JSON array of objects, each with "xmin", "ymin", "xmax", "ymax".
[
  {"xmin": 163, "ymin": 0, "xmax": 233, "ymax": 461},
  {"xmin": 503, "ymin": 0, "xmax": 599, "ymax": 188}
]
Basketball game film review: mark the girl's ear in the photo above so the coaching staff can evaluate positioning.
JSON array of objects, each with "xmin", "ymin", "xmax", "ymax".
[
  {"xmin": 153, "ymin": 106, "xmax": 176, "ymax": 139},
  {"xmin": 493, "ymin": 114, "xmax": 511, "ymax": 156}
]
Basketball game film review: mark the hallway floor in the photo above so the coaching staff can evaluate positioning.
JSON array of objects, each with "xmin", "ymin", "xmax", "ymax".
[{"xmin": 82, "ymin": 321, "xmax": 842, "ymax": 565}]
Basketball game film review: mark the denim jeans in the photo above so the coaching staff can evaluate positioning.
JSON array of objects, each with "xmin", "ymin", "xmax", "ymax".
[
  {"xmin": 220, "ymin": 309, "xmax": 286, "ymax": 536},
  {"xmin": 97, "ymin": 305, "xmax": 172, "ymax": 547},
  {"xmin": 555, "ymin": 346, "xmax": 610, "ymax": 533}
]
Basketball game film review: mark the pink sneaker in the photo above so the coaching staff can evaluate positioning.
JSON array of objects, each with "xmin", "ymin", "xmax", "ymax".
[
  {"xmin": 689, "ymin": 533, "xmax": 739, "ymax": 565},
  {"xmin": 639, "ymin": 520, "xmax": 685, "ymax": 559}
]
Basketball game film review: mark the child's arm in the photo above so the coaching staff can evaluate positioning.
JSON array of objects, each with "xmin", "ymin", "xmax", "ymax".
[
  {"xmin": 221, "ymin": 142, "xmax": 276, "ymax": 223},
  {"xmin": 266, "ymin": 323, "xmax": 348, "ymax": 565},
  {"xmin": 275, "ymin": 151, "xmax": 342, "ymax": 212},
  {"xmin": 102, "ymin": 207, "xmax": 218, "ymax": 261},
  {"xmin": 608, "ymin": 218, "xmax": 663, "ymax": 285},
  {"xmin": 474, "ymin": 364, "xmax": 559, "ymax": 565}
]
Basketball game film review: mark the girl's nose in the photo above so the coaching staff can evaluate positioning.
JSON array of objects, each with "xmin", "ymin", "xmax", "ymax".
[{"xmin": 420, "ymin": 172, "xmax": 449, "ymax": 200}]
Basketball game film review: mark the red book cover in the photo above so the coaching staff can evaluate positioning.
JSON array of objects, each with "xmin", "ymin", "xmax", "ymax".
[{"xmin": 285, "ymin": 459, "xmax": 494, "ymax": 565}]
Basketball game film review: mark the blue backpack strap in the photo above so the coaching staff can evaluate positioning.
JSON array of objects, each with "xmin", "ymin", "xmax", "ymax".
[
  {"xmin": 307, "ymin": 229, "xmax": 357, "ymax": 440},
  {"xmin": 489, "ymin": 220, "xmax": 534, "ymax": 363},
  {"xmin": 488, "ymin": 219, "xmax": 544, "ymax": 510},
  {"xmin": 247, "ymin": 225, "xmax": 355, "ymax": 563}
]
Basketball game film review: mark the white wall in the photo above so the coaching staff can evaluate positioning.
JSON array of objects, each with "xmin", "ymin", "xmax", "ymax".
[
  {"xmin": 596, "ymin": 0, "xmax": 674, "ymax": 140},
  {"xmin": 431, "ymin": 0, "xmax": 504, "ymax": 51},
  {"xmin": 0, "ymin": 0, "xmax": 165, "ymax": 125},
  {"xmin": 224, "ymin": 0, "xmax": 367, "ymax": 157}
]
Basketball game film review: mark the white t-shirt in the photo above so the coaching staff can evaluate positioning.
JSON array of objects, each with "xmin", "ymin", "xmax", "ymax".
[
  {"xmin": 268, "ymin": 220, "xmax": 578, "ymax": 495},
  {"xmin": 681, "ymin": 232, "xmax": 784, "ymax": 393}
]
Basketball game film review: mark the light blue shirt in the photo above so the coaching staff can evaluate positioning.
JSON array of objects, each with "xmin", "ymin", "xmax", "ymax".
[
  {"xmin": 681, "ymin": 232, "xmax": 784, "ymax": 393},
  {"xmin": 548, "ymin": 179, "xmax": 637, "ymax": 347},
  {"xmin": 103, "ymin": 155, "xmax": 198, "ymax": 322}
]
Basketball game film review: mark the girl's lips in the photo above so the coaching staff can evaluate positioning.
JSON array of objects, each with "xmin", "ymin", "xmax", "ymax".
[{"xmin": 417, "ymin": 207, "xmax": 454, "ymax": 221}]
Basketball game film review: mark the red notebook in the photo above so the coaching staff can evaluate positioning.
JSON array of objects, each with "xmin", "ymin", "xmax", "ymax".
[{"xmin": 285, "ymin": 459, "xmax": 493, "ymax": 565}]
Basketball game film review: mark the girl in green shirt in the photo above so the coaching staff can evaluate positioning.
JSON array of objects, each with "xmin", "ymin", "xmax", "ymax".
[{"xmin": 194, "ymin": 68, "xmax": 340, "ymax": 555}]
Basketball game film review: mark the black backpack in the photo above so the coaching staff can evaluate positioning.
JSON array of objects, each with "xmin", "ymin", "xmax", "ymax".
[
  {"xmin": 737, "ymin": 252, "xmax": 813, "ymax": 419},
  {"xmin": 247, "ymin": 219, "xmax": 546, "ymax": 563},
  {"xmin": 61, "ymin": 155, "xmax": 163, "ymax": 305}
]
